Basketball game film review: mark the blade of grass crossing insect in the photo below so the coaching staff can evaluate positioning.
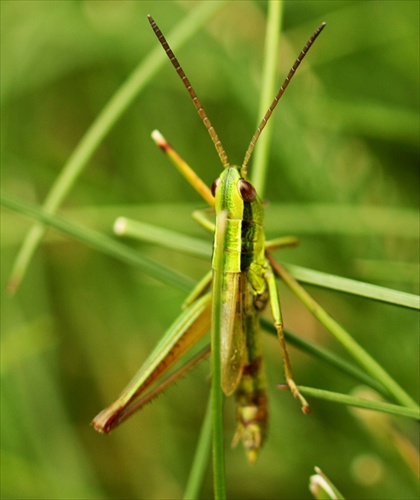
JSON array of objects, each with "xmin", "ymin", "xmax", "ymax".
[
  {"xmin": 115, "ymin": 214, "xmax": 418, "ymax": 310},
  {"xmin": 211, "ymin": 212, "xmax": 227, "ymax": 499},
  {"xmin": 268, "ymin": 256, "xmax": 419, "ymax": 410},
  {"xmin": 183, "ymin": 393, "xmax": 212, "ymax": 500},
  {"xmin": 112, "ymin": 214, "xmax": 420, "ymax": 310},
  {"xmin": 6, "ymin": 1, "xmax": 226, "ymax": 294},
  {"xmin": 112, "ymin": 213, "xmax": 419, "ymax": 311},
  {"xmin": 250, "ymin": 0, "xmax": 283, "ymax": 197}
]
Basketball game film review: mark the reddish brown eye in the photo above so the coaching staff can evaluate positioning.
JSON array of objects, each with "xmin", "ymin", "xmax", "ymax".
[
  {"xmin": 211, "ymin": 177, "xmax": 220, "ymax": 197},
  {"xmin": 238, "ymin": 179, "xmax": 256, "ymax": 202}
]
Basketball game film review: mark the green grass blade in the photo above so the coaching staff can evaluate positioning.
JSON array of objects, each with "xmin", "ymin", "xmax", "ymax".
[
  {"xmin": 298, "ymin": 386, "xmax": 420, "ymax": 419},
  {"xmin": 183, "ymin": 393, "xmax": 212, "ymax": 500},
  {"xmin": 211, "ymin": 213, "xmax": 227, "ymax": 500},
  {"xmin": 283, "ymin": 263, "xmax": 420, "ymax": 310},
  {"xmin": 250, "ymin": 0, "xmax": 283, "ymax": 197},
  {"xmin": 6, "ymin": 1, "xmax": 226, "ymax": 294},
  {"xmin": 114, "ymin": 217, "xmax": 212, "ymax": 258},
  {"xmin": 1, "ymin": 193, "xmax": 194, "ymax": 293}
]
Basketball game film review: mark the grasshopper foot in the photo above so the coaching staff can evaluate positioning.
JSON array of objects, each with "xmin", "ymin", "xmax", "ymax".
[{"xmin": 278, "ymin": 380, "xmax": 310, "ymax": 414}]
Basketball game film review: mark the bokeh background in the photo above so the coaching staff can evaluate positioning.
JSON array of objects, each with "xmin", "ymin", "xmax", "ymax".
[{"xmin": 1, "ymin": 1, "xmax": 419, "ymax": 499}]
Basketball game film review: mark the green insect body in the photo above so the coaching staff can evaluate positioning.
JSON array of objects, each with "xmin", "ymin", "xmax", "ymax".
[
  {"xmin": 212, "ymin": 167, "xmax": 269, "ymax": 461},
  {"xmin": 233, "ymin": 277, "xmax": 269, "ymax": 464}
]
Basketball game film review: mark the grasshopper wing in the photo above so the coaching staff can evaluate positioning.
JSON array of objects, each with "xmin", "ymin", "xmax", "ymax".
[{"xmin": 219, "ymin": 272, "xmax": 246, "ymax": 396}]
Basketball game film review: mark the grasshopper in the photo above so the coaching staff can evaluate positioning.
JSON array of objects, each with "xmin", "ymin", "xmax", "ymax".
[{"xmin": 93, "ymin": 15, "xmax": 326, "ymax": 463}]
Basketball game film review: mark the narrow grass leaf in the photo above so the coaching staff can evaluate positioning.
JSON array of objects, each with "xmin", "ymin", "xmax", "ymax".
[
  {"xmin": 298, "ymin": 386, "xmax": 420, "ymax": 419},
  {"xmin": 1, "ymin": 194, "xmax": 194, "ymax": 293},
  {"xmin": 250, "ymin": 0, "xmax": 283, "ymax": 196},
  {"xmin": 284, "ymin": 263, "xmax": 420, "ymax": 310},
  {"xmin": 114, "ymin": 217, "xmax": 212, "ymax": 258},
  {"xmin": 183, "ymin": 393, "xmax": 212, "ymax": 500}
]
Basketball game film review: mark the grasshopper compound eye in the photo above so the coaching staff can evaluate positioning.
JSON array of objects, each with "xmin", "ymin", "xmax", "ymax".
[{"xmin": 238, "ymin": 179, "xmax": 256, "ymax": 202}]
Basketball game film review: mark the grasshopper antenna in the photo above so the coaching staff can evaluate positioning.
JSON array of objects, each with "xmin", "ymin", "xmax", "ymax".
[
  {"xmin": 148, "ymin": 15, "xmax": 230, "ymax": 169},
  {"xmin": 241, "ymin": 22, "xmax": 326, "ymax": 177}
]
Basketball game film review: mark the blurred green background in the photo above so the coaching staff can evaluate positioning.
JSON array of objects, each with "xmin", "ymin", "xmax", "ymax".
[{"xmin": 1, "ymin": 1, "xmax": 419, "ymax": 499}]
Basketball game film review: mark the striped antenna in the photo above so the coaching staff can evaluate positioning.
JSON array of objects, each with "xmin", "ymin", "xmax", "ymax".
[
  {"xmin": 241, "ymin": 22, "xmax": 326, "ymax": 176},
  {"xmin": 148, "ymin": 15, "xmax": 230, "ymax": 169}
]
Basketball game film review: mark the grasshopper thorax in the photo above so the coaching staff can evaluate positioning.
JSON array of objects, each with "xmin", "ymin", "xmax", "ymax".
[{"xmin": 211, "ymin": 166, "xmax": 266, "ymax": 275}]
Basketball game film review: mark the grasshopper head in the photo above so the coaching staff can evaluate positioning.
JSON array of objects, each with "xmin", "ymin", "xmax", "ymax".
[{"xmin": 211, "ymin": 166, "xmax": 261, "ymax": 221}]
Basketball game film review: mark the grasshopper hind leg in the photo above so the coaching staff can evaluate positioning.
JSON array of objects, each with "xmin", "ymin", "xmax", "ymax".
[
  {"xmin": 265, "ymin": 265, "xmax": 310, "ymax": 414},
  {"xmin": 275, "ymin": 321, "xmax": 310, "ymax": 414}
]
